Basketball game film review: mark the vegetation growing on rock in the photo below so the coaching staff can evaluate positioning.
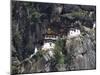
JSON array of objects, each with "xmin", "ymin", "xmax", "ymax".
[{"xmin": 11, "ymin": 1, "xmax": 96, "ymax": 74}]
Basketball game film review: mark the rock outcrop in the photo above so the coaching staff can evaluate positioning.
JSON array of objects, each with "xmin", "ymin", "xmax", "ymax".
[{"xmin": 11, "ymin": 1, "xmax": 96, "ymax": 74}]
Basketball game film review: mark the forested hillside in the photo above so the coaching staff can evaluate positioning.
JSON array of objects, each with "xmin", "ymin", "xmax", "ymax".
[{"xmin": 11, "ymin": 1, "xmax": 96, "ymax": 74}]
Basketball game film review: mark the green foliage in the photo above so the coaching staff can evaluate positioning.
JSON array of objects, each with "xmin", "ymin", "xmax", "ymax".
[
  {"xmin": 32, "ymin": 11, "xmax": 42, "ymax": 22},
  {"xmin": 32, "ymin": 11, "xmax": 41, "ymax": 18},
  {"xmin": 61, "ymin": 10, "xmax": 88, "ymax": 18},
  {"xmin": 13, "ymin": 31, "xmax": 22, "ymax": 47},
  {"xmin": 54, "ymin": 38, "xmax": 65, "ymax": 64},
  {"xmin": 71, "ymin": 10, "xmax": 88, "ymax": 17},
  {"xmin": 35, "ymin": 50, "xmax": 43, "ymax": 60},
  {"xmin": 64, "ymin": 53, "xmax": 72, "ymax": 65},
  {"xmin": 57, "ymin": 54, "xmax": 64, "ymax": 64}
]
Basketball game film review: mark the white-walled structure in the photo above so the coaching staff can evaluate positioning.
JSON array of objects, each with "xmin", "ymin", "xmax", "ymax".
[
  {"xmin": 42, "ymin": 42, "xmax": 55, "ymax": 51},
  {"xmin": 68, "ymin": 29, "xmax": 81, "ymax": 38},
  {"xmin": 44, "ymin": 35, "xmax": 59, "ymax": 40},
  {"xmin": 42, "ymin": 42, "xmax": 55, "ymax": 61}
]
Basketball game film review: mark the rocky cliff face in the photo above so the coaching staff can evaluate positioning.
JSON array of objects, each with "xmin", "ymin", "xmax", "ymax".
[
  {"xmin": 11, "ymin": 1, "xmax": 96, "ymax": 74},
  {"xmin": 65, "ymin": 29, "xmax": 96, "ymax": 70}
]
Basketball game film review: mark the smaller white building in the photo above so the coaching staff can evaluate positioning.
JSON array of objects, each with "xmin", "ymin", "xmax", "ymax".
[
  {"xmin": 68, "ymin": 29, "xmax": 81, "ymax": 39},
  {"xmin": 42, "ymin": 42, "xmax": 55, "ymax": 61},
  {"xmin": 42, "ymin": 42, "xmax": 55, "ymax": 51}
]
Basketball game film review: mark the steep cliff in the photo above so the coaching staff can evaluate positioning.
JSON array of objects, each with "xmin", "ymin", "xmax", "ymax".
[{"xmin": 11, "ymin": 1, "xmax": 96, "ymax": 74}]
